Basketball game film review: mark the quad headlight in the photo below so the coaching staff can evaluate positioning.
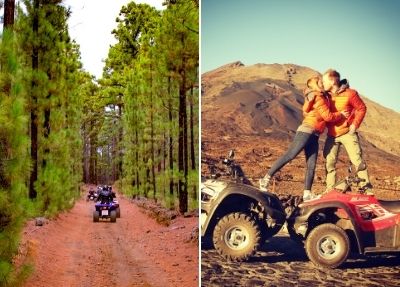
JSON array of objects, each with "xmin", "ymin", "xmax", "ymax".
[{"xmin": 201, "ymin": 185, "xmax": 217, "ymax": 203}]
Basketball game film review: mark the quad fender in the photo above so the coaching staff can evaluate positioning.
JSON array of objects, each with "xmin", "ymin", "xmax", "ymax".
[
  {"xmin": 201, "ymin": 182, "xmax": 286, "ymax": 237},
  {"xmin": 290, "ymin": 201, "xmax": 364, "ymax": 254}
]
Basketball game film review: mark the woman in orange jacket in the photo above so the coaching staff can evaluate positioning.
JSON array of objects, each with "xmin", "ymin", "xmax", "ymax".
[{"xmin": 259, "ymin": 76, "xmax": 349, "ymax": 200}]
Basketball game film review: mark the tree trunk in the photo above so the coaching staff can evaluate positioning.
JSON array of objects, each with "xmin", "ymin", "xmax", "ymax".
[
  {"xmin": 83, "ymin": 130, "xmax": 90, "ymax": 183},
  {"xmin": 42, "ymin": 76, "xmax": 52, "ymax": 168},
  {"xmin": 150, "ymin": 73, "xmax": 156, "ymax": 200},
  {"xmin": 189, "ymin": 85, "xmax": 196, "ymax": 170},
  {"xmin": 29, "ymin": 0, "xmax": 39, "ymax": 199},
  {"xmin": 189, "ymin": 85, "xmax": 197, "ymax": 200},
  {"xmin": 3, "ymin": 0, "xmax": 15, "ymax": 29},
  {"xmin": 183, "ymin": 84, "xmax": 188, "ymax": 208},
  {"xmin": 112, "ymin": 130, "xmax": 116, "ymax": 182},
  {"xmin": 168, "ymin": 77, "xmax": 174, "ymax": 197},
  {"xmin": 118, "ymin": 103, "xmax": 123, "ymax": 180},
  {"xmin": 178, "ymin": 72, "xmax": 188, "ymax": 214},
  {"xmin": 89, "ymin": 126, "xmax": 97, "ymax": 184},
  {"xmin": 135, "ymin": 129, "xmax": 139, "ymax": 195},
  {"xmin": 43, "ymin": 102, "xmax": 51, "ymax": 212},
  {"xmin": 0, "ymin": 137, "xmax": 10, "ymax": 188},
  {"xmin": 183, "ymin": 92, "xmax": 188, "ymax": 177},
  {"xmin": 163, "ymin": 133, "xmax": 166, "ymax": 198},
  {"xmin": 145, "ymin": 166, "xmax": 150, "ymax": 197},
  {"xmin": 42, "ymin": 107, "xmax": 50, "ymax": 168}
]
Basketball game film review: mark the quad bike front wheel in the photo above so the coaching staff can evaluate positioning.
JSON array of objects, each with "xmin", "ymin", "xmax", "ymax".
[
  {"xmin": 213, "ymin": 212, "xmax": 261, "ymax": 262},
  {"xmin": 116, "ymin": 207, "xmax": 121, "ymax": 218},
  {"xmin": 305, "ymin": 223, "xmax": 350, "ymax": 268}
]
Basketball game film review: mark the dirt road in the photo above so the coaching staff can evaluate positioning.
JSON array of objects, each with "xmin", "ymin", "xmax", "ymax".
[
  {"xmin": 18, "ymin": 188, "xmax": 198, "ymax": 287},
  {"xmin": 201, "ymin": 231, "xmax": 400, "ymax": 287}
]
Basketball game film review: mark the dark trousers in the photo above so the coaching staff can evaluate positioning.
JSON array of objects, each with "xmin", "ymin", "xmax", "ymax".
[{"xmin": 267, "ymin": 131, "xmax": 319, "ymax": 190}]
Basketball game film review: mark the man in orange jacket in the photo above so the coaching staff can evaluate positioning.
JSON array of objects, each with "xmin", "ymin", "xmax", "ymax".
[{"xmin": 322, "ymin": 69, "xmax": 372, "ymax": 194}]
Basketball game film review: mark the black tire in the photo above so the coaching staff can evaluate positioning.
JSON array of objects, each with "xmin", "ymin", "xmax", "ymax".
[
  {"xmin": 93, "ymin": 211, "xmax": 100, "ymax": 222},
  {"xmin": 305, "ymin": 223, "xmax": 350, "ymax": 268},
  {"xmin": 213, "ymin": 212, "xmax": 261, "ymax": 262},
  {"xmin": 110, "ymin": 210, "xmax": 117, "ymax": 223},
  {"xmin": 116, "ymin": 207, "xmax": 121, "ymax": 218}
]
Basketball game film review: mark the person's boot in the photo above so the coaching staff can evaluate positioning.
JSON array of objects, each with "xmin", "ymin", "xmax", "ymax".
[
  {"xmin": 360, "ymin": 183, "xmax": 374, "ymax": 196},
  {"xmin": 303, "ymin": 190, "xmax": 320, "ymax": 201},
  {"xmin": 303, "ymin": 190, "xmax": 312, "ymax": 201},
  {"xmin": 259, "ymin": 175, "xmax": 271, "ymax": 192}
]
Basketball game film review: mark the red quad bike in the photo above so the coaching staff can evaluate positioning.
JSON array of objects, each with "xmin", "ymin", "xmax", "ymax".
[{"xmin": 287, "ymin": 163, "xmax": 400, "ymax": 268}]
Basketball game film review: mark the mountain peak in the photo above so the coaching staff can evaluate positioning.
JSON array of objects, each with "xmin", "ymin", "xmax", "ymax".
[{"xmin": 202, "ymin": 61, "xmax": 400, "ymax": 158}]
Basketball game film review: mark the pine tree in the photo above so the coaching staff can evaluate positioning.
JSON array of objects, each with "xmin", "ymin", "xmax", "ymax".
[
  {"xmin": 100, "ymin": 0, "xmax": 199, "ymax": 212},
  {"xmin": 157, "ymin": 0, "xmax": 199, "ymax": 212},
  {"xmin": 0, "ymin": 6, "xmax": 31, "ymax": 285},
  {"xmin": 17, "ymin": 0, "xmax": 84, "ymax": 214}
]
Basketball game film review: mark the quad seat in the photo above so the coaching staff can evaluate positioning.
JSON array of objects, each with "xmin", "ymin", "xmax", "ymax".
[{"xmin": 378, "ymin": 200, "xmax": 400, "ymax": 214}]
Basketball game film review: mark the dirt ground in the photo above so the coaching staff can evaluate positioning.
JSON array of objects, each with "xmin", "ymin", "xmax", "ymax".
[
  {"xmin": 201, "ymin": 230, "xmax": 400, "ymax": 287},
  {"xmin": 16, "ymin": 186, "xmax": 198, "ymax": 287},
  {"xmin": 201, "ymin": 133, "xmax": 400, "ymax": 287}
]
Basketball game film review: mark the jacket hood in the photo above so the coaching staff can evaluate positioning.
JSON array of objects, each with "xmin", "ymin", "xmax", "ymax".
[{"xmin": 336, "ymin": 79, "xmax": 349, "ymax": 94}]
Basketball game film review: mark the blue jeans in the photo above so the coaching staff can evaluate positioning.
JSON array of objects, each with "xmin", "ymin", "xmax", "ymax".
[{"xmin": 267, "ymin": 131, "xmax": 319, "ymax": 190}]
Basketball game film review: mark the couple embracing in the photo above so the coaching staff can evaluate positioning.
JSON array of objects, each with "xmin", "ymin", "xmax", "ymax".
[{"xmin": 260, "ymin": 69, "xmax": 372, "ymax": 200}]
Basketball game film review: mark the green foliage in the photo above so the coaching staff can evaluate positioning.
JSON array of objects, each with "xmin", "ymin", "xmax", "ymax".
[
  {"xmin": 0, "ymin": 1, "xmax": 86, "ymax": 285},
  {"xmin": 16, "ymin": 1, "xmax": 83, "ymax": 216},
  {"xmin": 0, "ymin": 28, "xmax": 30, "ymax": 287},
  {"xmin": 83, "ymin": 1, "xmax": 200, "ymax": 212},
  {"xmin": 98, "ymin": 0, "xmax": 199, "ymax": 213}
]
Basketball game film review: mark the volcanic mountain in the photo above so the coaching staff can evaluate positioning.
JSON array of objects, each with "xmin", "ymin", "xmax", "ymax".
[{"xmin": 201, "ymin": 62, "xmax": 400, "ymax": 198}]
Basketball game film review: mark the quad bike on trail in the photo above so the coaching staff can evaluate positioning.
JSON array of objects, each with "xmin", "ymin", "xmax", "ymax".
[
  {"xmin": 93, "ymin": 186, "xmax": 120, "ymax": 222},
  {"xmin": 86, "ymin": 189, "xmax": 98, "ymax": 201},
  {"xmin": 104, "ymin": 185, "xmax": 121, "ymax": 218},
  {"xmin": 201, "ymin": 150, "xmax": 400, "ymax": 268}
]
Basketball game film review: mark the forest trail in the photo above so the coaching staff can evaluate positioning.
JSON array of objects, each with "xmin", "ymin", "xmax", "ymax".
[{"xmin": 18, "ymin": 186, "xmax": 198, "ymax": 287}]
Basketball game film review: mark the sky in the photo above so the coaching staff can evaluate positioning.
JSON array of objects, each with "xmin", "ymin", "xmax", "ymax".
[
  {"xmin": 63, "ymin": 0, "xmax": 165, "ymax": 79},
  {"xmin": 202, "ymin": 0, "xmax": 400, "ymax": 112}
]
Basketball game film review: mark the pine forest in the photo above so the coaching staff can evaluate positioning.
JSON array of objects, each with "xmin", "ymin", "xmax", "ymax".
[{"xmin": 0, "ymin": 0, "xmax": 198, "ymax": 285}]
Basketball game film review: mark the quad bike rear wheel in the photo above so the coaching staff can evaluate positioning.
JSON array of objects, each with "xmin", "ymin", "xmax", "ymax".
[
  {"xmin": 110, "ymin": 210, "xmax": 117, "ymax": 223},
  {"xmin": 116, "ymin": 207, "xmax": 121, "ymax": 218},
  {"xmin": 213, "ymin": 212, "xmax": 261, "ymax": 262},
  {"xmin": 305, "ymin": 223, "xmax": 350, "ymax": 268},
  {"xmin": 93, "ymin": 211, "xmax": 100, "ymax": 222}
]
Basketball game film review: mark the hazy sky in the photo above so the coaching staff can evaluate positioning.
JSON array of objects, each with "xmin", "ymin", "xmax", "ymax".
[
  {"xmin": 202, "ymin": 0, "xmax": 400, "ymax": 112},
  {"xmin": 63, "ymin": 0, "xmax": 164, "ymax": 79}
]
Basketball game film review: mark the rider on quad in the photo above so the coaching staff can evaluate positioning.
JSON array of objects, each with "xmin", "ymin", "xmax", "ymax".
[{"xmin": 97, "ymin": 186, "xmax": 114, "ymax": 203}]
